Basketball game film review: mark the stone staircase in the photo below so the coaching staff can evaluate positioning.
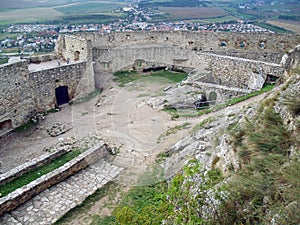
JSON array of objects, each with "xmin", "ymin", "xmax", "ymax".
[{"xmin": 0, "ymin": 159, "xmax": 122, "ymax": 225}]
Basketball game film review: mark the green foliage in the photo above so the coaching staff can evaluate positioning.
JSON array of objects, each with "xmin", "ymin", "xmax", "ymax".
[
  {"xmin": 222, "ymin": 103, "xmax": 299, "ymax": 224},
  {"xmin": 0, "ymin": 149, "xmax": 82, "ymax": 198},
  {"xmin": 157, "ymin": 122, "xmax": 191, "ymax": 143},
  {"xmin": 190, "ymin": 116, "xmax": 214, "ymax": 134},
  {"xmin": 113, "ymin": 70, "xmax": 187, "ymax": 87},
  {"xmin": 0, "ymin": 58, "xmax": 8, "ymax": 64},
  {"xmin": 14, "ymin": 117, "xmax": 38, "ymax": 132},
  {"xmin": 114, "ymin": 159, "xmax": 224, "ymax": 225},
  {"xmin": 162, "ymin": 105, "xmax": 179, "ymax": 119}
]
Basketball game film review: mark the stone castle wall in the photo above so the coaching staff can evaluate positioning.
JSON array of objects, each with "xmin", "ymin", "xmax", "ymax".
[
  {"xmin": 0, "ymin": 61, "xmax": 36, "ymax": 136},
  {"xmin": 93, "ymin": 45, "xmax": 284, "ymax": 90},
  {"xmin": 0, "ymin": 58, "xmax": 94, "ymax": 136},
  {"xmin": 29, "ymin": 61, "xmax": 90, "ymax": 111},
  {"xmin": 77, "ymin": 31, "xmax": 299, "ymax": 63}
]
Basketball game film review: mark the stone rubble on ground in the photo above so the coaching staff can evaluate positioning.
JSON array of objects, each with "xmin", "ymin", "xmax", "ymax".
[{"xmin": 46, "ymin": 123, "xmax": 72, "ymax": 137}]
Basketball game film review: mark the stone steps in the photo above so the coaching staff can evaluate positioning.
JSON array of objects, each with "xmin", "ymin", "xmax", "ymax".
[{"xmin": 0, "ymin": 159, "xmax": 122, "ymax": 225}]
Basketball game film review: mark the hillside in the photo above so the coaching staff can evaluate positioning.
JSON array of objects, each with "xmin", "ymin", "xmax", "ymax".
[{"xmin": 95, "ymin": 46, "xmax": 300, "ymax": 225}]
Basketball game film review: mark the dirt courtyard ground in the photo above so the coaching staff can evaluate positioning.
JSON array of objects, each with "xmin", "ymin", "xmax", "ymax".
[{"xmin": 0, "ymin": 76, "xmax": 193, "ymax": 177}]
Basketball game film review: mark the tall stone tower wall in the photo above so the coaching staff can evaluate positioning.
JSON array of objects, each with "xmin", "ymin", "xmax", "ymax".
[{"xmin": 0, "ymin": 60, "xmax": 36, "ymax": 136}]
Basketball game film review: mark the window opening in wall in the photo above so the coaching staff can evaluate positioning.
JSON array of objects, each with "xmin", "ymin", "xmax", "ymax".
[
  {"xmin": 208, "ymin": 92, "xmax": 217, "ymax": 105},
  {"xmin": 55, "ymin": 86, "xmax": 69, "ymax": 106},
  {"xmin": 220, "ymin": 41, "xmax": 227, "ymax": 47},
  {"xmin": 240, "ymin": 41, "xmax": 246, "ymax": 48},
  {"xmin": 104, "ymin": 63, "xmax": 108, "ymax": 69},
  {"xmin": 188, "ymin": 41, "xmax": 194, "ymax": 45},
  {"xmin": 74, "ymin": 51, "xmax": 80, "ymax": 61},
  {"xmin": 165, "ymin": 37, "xmax": 169, "ymax": 41},
  {"xmin": 259, "ymin": 41, "xmax": 266, "ymax": 49},
  {"xmin": 0, "ymin": 119, "xmax": 13, "ymax": 133}
]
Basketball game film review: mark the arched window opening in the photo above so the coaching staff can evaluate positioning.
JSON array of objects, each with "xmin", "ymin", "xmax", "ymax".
[{"xmin": 74, "ymin": 51, "xmax": 80, "ymax": 61}]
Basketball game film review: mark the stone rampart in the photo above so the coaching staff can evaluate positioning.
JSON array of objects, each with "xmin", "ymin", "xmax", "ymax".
[
  {"xmin": 0, "ymin": 142, "xmax": 109, "ymax": 216},
  {"xmin": 77, "ymin": 31, "xmax": 299, "ymax": 63},
  {"xmin": 0, "ymin": 60, "xmax": 36, "ymax": 136}
]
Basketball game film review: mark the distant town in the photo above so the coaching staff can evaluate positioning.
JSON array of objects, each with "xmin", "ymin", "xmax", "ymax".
[{"xmin": 0, "ymin": 5, "xmax": 274, "ymax": 56}]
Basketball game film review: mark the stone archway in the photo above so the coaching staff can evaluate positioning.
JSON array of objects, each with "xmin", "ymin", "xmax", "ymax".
[
  {"xmin": 208, "ymin": 91, "xmax": 217, "ymax": 105},
  {"xmin": 74, "ymin": 51, "xmax": 80, "ymax": 61},
  {"xmin": 55, "ymin": 86, "xmax": 69, "ymax": 106}
]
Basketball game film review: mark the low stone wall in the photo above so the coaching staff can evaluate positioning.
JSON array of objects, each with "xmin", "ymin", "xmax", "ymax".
[
  {"xmin": 0, "ymin": 149, "xmax": 68, "ymax": 186},
  {"xmin": 0, "ymin": 142, "xmax": 109, "ymax": 216},
  {"xmin": 29, "ymin": 54, "xmax": 57, "ymax": 63}
]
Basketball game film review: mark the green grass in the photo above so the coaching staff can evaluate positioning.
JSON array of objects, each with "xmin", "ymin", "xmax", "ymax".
[
  {"xmin": 222, "ymin": 100, "xmax": 299, "ymax": 224},
  {"xmin": 190, "ymin": 117, "xmax": 214, "ymax": 135},
  {"xmin": 14, "ymin": 118, "xmax": 38, "ymax": 132},
  {"xmin": 157, "ymin": 122, "xmax": 191, "ymax": 143},
  {"xmin": 0, "ymin": 58, "xmax": 8, "ymax": 65},
  {"xmin": 113, "ymin": 70, "xmax": 188, "ymax": 87},
  {"xmin": 0, "ymin": 149, "xmax": 82, "ymax": 198}
]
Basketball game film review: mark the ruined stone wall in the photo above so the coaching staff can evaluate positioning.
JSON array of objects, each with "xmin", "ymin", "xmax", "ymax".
[
  {"xmin": 93, "ymin": 45, "xmax": 190, "ymax": 73},
  {"xmin": 93, "ymin": 45, "xmax": 284, "ymax": 91},
  {"xmin": 56, "ymin": 34, "xmax": 90, "ymax": 62},
  {"xmin": 77, "ymin": 31, "xmax": 299, "ymax": 63},
  {"xmin": 29, "ymin": 61, "xmax": 92, "ymax": 111},
  {"xmin": 0, "ymin": 60, "xmax": 36, "ymax": 136},
  {"xmin": 196, "ymin": 53, "xmax": 284, "ymax": 90}
]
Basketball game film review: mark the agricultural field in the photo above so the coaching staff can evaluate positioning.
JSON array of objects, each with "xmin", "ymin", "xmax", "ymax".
[
  {"xmin": 266, "ymin": 20, "xmax": 300, "ymax": 34},
  {"xmin": 54, "ymin": 1, "xmax": 127, "ymax": 15},
  {"xmin": 159, "ymin": 7, "xmax": 229, "ymax": 20},
  {"xmin": 0, "ymin": 0, "xmax": 71, "ymax": 9},
  {"xmin": 0, "ymin": 0, "xmax": 126, "ymax": 25},
  {"xmin": 0, "ymin": 8, "xmax": 63, "ymax": 24}
]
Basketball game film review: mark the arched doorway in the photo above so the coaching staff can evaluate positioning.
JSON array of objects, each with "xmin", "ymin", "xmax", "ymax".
[
  {"xmin": 55, "ymin": 86, "xmax": 69, "ymax": 106},
  {"xmin": 208, "ymin": 92, "xmax": 217, "ymax": 105},
  {"xmin": 74, "ymin": 51, "xmax": 80, "ymax": 61}
]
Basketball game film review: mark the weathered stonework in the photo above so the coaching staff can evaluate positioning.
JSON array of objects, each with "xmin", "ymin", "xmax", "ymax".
[
  {"xmin": 0, "ymin": 142, "xmax": 109, "ymax": 216},
  {"xmin": 0, "ymin": 31, "xmax": 299, "ymax": 137},
  {"xmin": 0, "ymin": 60, "xmax": 36, "ymax": 136}
]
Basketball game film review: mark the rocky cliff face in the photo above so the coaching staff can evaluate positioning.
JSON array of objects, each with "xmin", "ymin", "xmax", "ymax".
[
  {"xmin": 162, "ymin": 45, "xmax": 300, "ymax": 224},
  {"xmin": 165, "ymin": 44, "xmax": 300, "ymax": 174}
]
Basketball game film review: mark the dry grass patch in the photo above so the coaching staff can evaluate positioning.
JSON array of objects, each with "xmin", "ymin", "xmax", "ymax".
[{"xmin": 267, "ymin": 20, "xmax": 300, "ymax": 34}]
